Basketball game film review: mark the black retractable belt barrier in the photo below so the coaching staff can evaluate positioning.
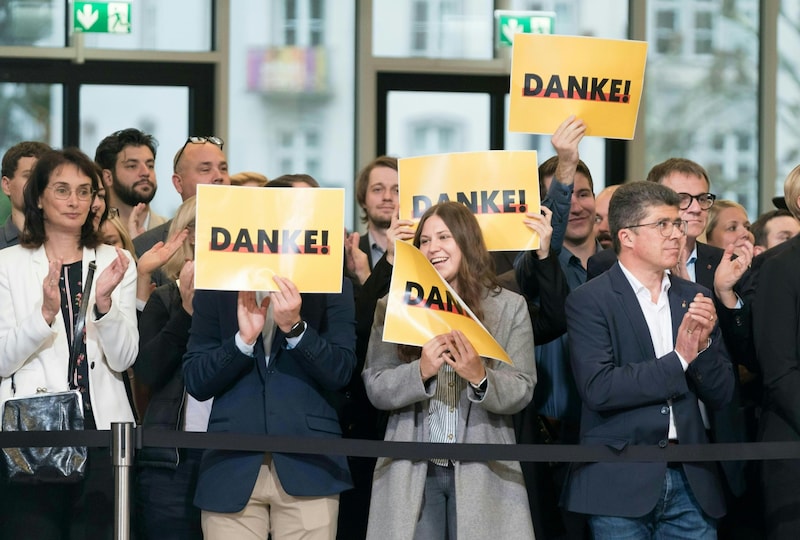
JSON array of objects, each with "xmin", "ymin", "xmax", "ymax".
[
  {"xmin": 3, "ymin": 425, "xmax": 800, "ymax": 539},
  {"xmin": 2, "ymin": 428, "xmax": 800, "ymax": 463}
]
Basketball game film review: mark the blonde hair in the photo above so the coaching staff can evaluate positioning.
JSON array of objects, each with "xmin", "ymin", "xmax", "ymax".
[
  {"xmin": 230, "ymin": 171, "xmax": 268, "ymax": 187},
  {"xmin": 103, "ymin": 216, "xmax": 136, "ymax": 260},
  {"xmin": 162, "ymin": 196, "xmax": 197, "ymax": 281},
  {"xmin": 705, "ymin": 199, "xmax": 748, "ymax": 246},
  {"xmin": 783, "ymin": 164, "xmax": 800, "ymax": 221}
]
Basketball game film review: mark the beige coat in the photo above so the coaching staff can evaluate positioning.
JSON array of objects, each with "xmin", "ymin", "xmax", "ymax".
[{"xmin": 363, "ymin": 287, "xmax": 536, "ymax": 540}]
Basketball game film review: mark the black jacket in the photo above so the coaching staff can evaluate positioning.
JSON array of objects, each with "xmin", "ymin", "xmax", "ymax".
[{"xmin": 134, "ymin": 281, "xmax": 193, "ymax": 468}]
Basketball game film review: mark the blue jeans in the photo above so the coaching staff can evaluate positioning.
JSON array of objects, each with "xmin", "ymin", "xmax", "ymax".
[
  {"xmin": 413, "ymin": 462, "xmax": 457, "ymax": 540},
  {"xmin": 589, "ymin": 467, "xmax": 716, "ymax": 540}
]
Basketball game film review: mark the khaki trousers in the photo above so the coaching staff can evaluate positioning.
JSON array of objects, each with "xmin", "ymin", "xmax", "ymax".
[{"xmin": 202, "ymin": 454, "xmax": 339, "ymax": 540}]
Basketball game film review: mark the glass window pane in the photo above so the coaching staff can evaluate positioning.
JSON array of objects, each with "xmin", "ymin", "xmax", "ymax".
[
  {"xmin": 0, "ymin": 82, "xmax": 62, "ymax": 149},
  {"xmin": 646, "ymin": 0, "xmax": 759, "ymax": 216},
  {"xmin": 373, "ymin": 0, "xmax": 494, "ymax": 59},
  {"xmin": 0, "ymin": 82, "xmax": 62, "ymax": 222},
  {"xmin": 777, "ymin": 0, "xmax": 800, "ymax": 198},
  {"xmin": 80, "ymin": 85, "xmax": 189, "ymax": 219},
  {"xmin": 387, "ymin": 91, "xmax": 490, "ymax": 157},
  {"xmin": 0, "ymin": 0, "xmax": 211, "ymax": 51},
  {"xmin": 79, "ymin": 1, "xmax": 212, "ymax": 52},
  {"xmin": 0, "ymin": 0, "xmax": 65, "ymax": 46},
  {"xmin": 230, "ymin": 0, "xmax": 356, "ymax": 227}
]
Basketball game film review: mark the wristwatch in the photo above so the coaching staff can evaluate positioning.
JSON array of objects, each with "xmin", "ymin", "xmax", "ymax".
[{"xmin": 285, "ymin": 320, "xmax": 307, "ymax": 338}]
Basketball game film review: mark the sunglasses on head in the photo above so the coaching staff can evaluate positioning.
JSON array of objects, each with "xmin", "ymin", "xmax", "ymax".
[{"xmin": 173, "ymin": 136, "xmax": 224, "ymax": 170}]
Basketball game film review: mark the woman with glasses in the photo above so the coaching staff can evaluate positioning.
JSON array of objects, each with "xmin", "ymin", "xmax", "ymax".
[
  {"xmin": 362, "ymin": 202, "xmax": 536, "ymax": 540},
  {"xmin": 0, "ymin": 148, "xmax": 138, "ymax": 539}
]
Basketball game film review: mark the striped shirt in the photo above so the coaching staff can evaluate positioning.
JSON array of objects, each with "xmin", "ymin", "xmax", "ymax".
[{"xmin": 429, "ymin": 364, "xmax": 465, "ymax": 466}]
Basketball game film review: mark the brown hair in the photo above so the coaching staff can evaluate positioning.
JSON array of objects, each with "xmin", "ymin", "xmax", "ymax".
[
  {"xmin": 537, "ymin": 155, "xmax": 594, "ymax": 200},
  {"xmin": 21, "ymin": 147, "xmax": 101, "ymax": 249},
  {"xmin": 268, "ymin": 173, "xmax": 319, "ymax": 188},
  {"xmin": 646, "ymin": 157, "xmax": 710, "ymax": 189}
]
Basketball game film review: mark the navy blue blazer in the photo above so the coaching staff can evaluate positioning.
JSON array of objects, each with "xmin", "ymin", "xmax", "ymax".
[
  {"xmin": 563, "ymin": 263, "xmax": 735, "ymax": 519},
  {"xmin": 183, "ymin": 280, "xmax": 356, "ymax": 513}
]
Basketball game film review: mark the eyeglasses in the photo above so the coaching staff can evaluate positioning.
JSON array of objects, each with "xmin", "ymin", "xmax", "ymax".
[
  {"xmin": 47, "ymin": 184, "xmax": 95, "ymax": 201},
  {"xmin": 173, "ymin": 136, "xmax": 224, "ymax": 170},
  {"xmin": 625, "ymin": 219, "xmax": 688, "ymax": 237},
  {"xmin": 677, "ymin": 192, "xmax": 716, "ymax": 210}
]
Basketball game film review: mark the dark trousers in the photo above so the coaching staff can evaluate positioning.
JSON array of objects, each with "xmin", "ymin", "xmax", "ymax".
[{"xmin": 135, "ymin": 449, "xmax": 203, "ymax": 540}]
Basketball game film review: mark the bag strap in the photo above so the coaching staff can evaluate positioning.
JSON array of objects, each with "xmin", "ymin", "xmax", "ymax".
[
  {"xmin": 10, "ymin": 260, "xmax": 97, "ymax": 395},
  {"xmin": 68, "ymin": 260, "xmax": 96, "ymax": 389}
]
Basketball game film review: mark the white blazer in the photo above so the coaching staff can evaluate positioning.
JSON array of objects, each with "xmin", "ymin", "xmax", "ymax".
[{"xmin": 0, "ymin": 243, "xmax": 138, "ymax": 429}]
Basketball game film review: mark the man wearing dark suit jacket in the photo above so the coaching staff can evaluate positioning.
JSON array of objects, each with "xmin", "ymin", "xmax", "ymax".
[
  {"xmin": 183, "ymin": 275, "xmax": 356, "ymax": 539},
  {"xmin": 343, "ymin": 156, "xmax": 398, "ymax": 286},
  {"xmin": 585, "ymin": 159, "xmax": 752, "ymax": 508},
  {"xmin": 564, "ymin": 181, "xmax": 735, "ymax": 538}
]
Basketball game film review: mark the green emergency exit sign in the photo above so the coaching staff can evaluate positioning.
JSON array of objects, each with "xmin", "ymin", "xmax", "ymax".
[
  {"xmin": 495, "ymin": 10, "xmax": 555, "ymax": 47},
  {"xmin": 73, "ymin": 2, "xmax": 131, "ymax": 34}
]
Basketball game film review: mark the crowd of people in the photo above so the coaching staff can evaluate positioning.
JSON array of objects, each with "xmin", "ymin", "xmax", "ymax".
[{"xmin": 0, "ymin": 120, "xmax": 797, "ymax": 540}]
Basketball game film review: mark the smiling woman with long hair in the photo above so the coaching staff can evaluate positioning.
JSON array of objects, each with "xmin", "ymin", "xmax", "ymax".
[
  {"xmin": 0, "ymin": 147, "xmax": 138, "ymax": 539},
  {"xmin": 362, "ymin": 201, "xmax": 537, "ymax": 540}
]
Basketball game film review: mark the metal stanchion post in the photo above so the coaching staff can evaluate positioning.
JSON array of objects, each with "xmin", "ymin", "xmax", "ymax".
[{"xmin": 112, "ymin": 422, "xmax": 134, "ymax": 540}]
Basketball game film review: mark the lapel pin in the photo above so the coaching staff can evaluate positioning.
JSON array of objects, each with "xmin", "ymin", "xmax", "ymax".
[{"xmin": 681, "ymin": 300, "xmax": 688, "ymax": 309}]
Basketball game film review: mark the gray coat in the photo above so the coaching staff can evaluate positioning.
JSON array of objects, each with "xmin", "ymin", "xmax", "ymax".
[{"xmin": 363, "ymin": 287, "xmax": 536, "ymax": 540}]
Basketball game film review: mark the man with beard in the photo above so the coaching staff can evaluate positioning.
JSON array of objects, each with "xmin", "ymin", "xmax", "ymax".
[
  {"xmin": 344, "ymin": 156, "xmax": 398, "ymax": 285},
  {"xmin": 95, "ymin": 128, "xmax": 165, "ymax": 239},
  {"xmin": 594, "ymin": 184, "xmax": 621, "ymax": 250}
]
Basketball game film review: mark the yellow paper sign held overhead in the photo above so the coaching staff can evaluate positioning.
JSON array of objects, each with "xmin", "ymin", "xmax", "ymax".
[
  {"xmin": 398, "ymin": 151, "xmax": 540, "ymax": 252},
  {"xmin": 509, "ymin": 34, "xmax": 648, "ymax": 139},
  {"xmin": 383, "ymin": 241, "xmax": 512, "ymax": 364},
  {"xmin": 194, "ymin": 184, "xmax": 344, "ymax": 293}
]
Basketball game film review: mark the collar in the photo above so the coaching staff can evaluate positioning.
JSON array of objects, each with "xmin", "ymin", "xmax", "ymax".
[{"xmin": 618, "ymin": 260, "xmax": 671, "ymax": 298}]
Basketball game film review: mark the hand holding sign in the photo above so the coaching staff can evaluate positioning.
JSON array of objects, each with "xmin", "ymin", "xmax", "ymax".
[
  {"xmin": 552, "ymin": 115, "xmax": 586, "ymax": 186},
  {"xmin": 420, "ymin": 334, "xmax": 451, "ymax": 381},
  {"xmin": 386, "ymin": 214, "xmax": 416, "ymax": 266},
  {"xmin": 443, "ymin": 330, "xmax": 487, "ymax": 386},
  {"xmin": 523, "ymin": 206, "xmax": 554, "ymax": 260}
]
